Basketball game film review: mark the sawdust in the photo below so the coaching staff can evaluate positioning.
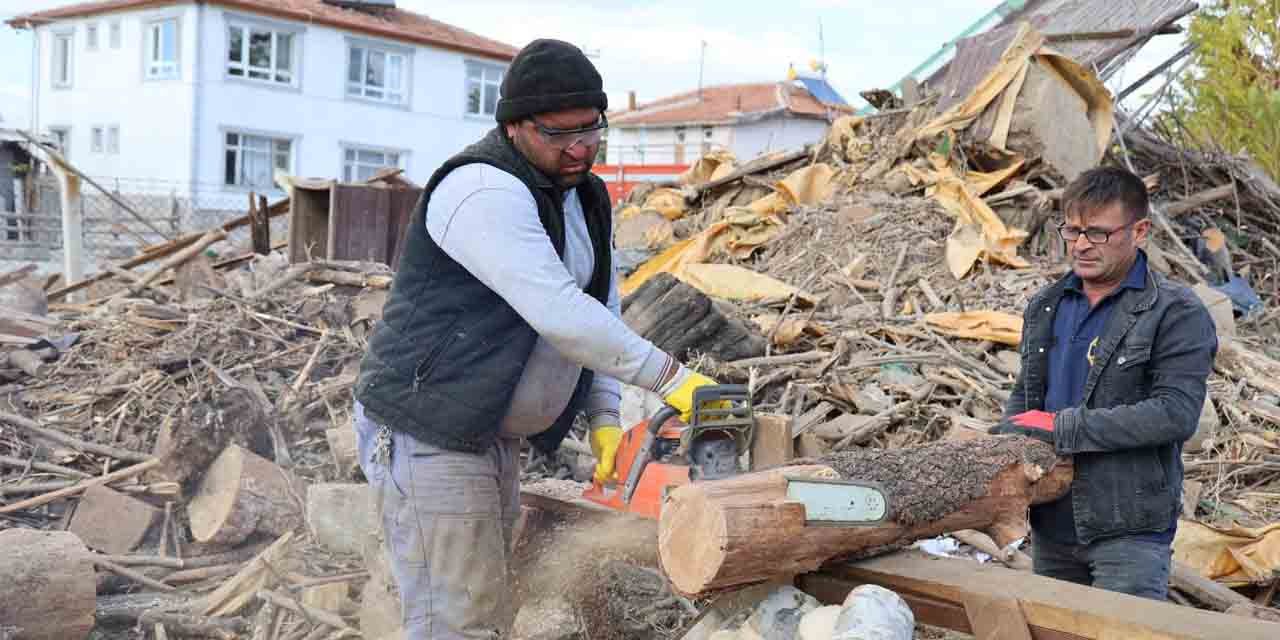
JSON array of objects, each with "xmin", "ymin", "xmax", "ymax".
[
  {"xmin": 511, "ymin": 506, "xmax": 700, "ymax": 639},
  {"xmin": 811, "ymin": 437, "xmax": 1057, "ymax": 526}
]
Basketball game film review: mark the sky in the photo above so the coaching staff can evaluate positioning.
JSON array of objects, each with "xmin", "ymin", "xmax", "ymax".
[{"xmin": 1, "ymin": 0, "xmax": 1187, "ymax": 128}]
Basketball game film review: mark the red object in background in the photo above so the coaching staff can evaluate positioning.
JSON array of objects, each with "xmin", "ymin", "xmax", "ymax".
[{"xmin": 592, "ymin": 163, "xmax": 689, "ymax": 204}]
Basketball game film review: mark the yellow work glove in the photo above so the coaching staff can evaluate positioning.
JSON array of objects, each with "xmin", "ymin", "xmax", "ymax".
[
  {"xmin": 656, "ymin": 366, "xmax": 720, "ymax": 423},
  {"xmin": 589, "ymin": 425, "xmax": 623, "ymax": 484}
]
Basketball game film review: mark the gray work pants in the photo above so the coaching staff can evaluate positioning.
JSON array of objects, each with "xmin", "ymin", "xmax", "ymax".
[{"xmin": 353, "ymin": 402, "xmax": 521, "ymax": 639}]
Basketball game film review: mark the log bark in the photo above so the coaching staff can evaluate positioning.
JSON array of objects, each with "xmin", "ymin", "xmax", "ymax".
[
  {"xmin": 0, "ymin": 529, "xmax": 96, "ymax": 640},
  {"xmin": 187, "ymin": 444, "xmax": 304, "ymax": 545},
  {"xmin": 622, "ymin": 273, "xmax": 765, "ymax": 363},
  {"xmin": 658, "ymin": 436, "xmax": 1070, "ymax": 595}
]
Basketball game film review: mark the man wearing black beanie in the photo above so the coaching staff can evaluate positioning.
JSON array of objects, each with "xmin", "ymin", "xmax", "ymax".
[{"xmin": 352, "ymin": 38, "xmax": 721, "ymax": 638}]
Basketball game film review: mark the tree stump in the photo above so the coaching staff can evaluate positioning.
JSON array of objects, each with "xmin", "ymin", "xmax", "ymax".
[
  {"xmin": 188, "ymin": 444, "xmax": 304, "ymax": 545},
  {"xmin": 0, "ymin": 529, "xmax": 96, "ymax": 640},
  {"xmin": 658, "ymin": 436, "xmax": 1071, "ymax": 595},
  {"xmin": 622, "ymin": 273, "xmax": 765, "ymax": 363}
]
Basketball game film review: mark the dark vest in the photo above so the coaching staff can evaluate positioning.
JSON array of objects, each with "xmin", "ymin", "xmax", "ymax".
[{"xmin": 354, "ymin": 127, "xmax": 613, "ymax": 454}]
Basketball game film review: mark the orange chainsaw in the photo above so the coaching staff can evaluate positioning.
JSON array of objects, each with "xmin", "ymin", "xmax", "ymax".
[{"xmin": 582, "ymin": 385, "xmax": 754, "ymax": 519}]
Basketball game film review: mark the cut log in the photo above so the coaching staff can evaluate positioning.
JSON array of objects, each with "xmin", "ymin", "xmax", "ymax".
[
  {"xmin": 325, "ymin": 427, "xmax": 358, "ymax": 478},
  {"xmin": 622, "ymin": 273, "xmax": 766, "ymax": 363},
  {"xmin": 306, "ymin": 482, "xmax": 376, "ymax": 555},
  {"xmin": 658, "ymin": 437, "xmax": 1070, "ymax": 595},
  {"xmin": 0, "ymin": 529, "xmax": 96, "ymax": 640},
  {"xmin": 188, "ymin": 444, "xmax": 304, "ymax": 545},
  {"xmin": 149, "ymin": 386, "xmax": 274, "ymax": 487},
  {"xmin": 68, "ymin": 485, "xmax": 161, "ymax": 554}
]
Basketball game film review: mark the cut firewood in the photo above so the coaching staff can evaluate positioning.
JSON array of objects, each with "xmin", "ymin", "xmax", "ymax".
[
  {"xmin": 68, "ymin": 484, "xmax": 161, "ymax": 554},
  {"xmin": 658, "ymin": 436, "xmax": 1070, "ymax": 595},
  {"xmin": 306, "ymin": 483, "xmax": 376, "ymax": 555},
  {"xmin": 325, "ymin": 427, "xmax": 358, "ymax": 478},
  {"xmin": 188, "ymin": 444, "xmax": 304, "ymax": 545},
  {"xmin": 0, "ymin": 529, "xmax": 97, "ymax": 640},
  {"xmin": 199, "ymin": 532, "xmax": 295, "ymax": 617},
  {"xmin": 150, "ymin": 386, "xmax": 275, "ymax": 487},
  {"xmin": 622, "ymin": 273, "xmax": 766, "ymax": 363}
]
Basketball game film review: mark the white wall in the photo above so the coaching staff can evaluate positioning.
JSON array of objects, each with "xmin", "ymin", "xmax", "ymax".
[
  {"xmin": 194, "ymin": 6, "xmax": 506, "ymax": 195},
  {"xmin": 33, "ymin": 5, "xmax": 199, "ymax": 185},
  {"xmin": 727, "ymin": 118, "xmax": 830, "ymax": 161},
  {"xmin": 605, "ymin": 124, "xmax": 731, "ymax": 165},
  {"xmin": 31, "ymin": 3, "xmax": 508, "ymax": 197}
]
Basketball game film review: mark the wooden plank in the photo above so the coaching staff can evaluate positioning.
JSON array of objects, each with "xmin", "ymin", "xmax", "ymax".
[
  {"xmin": 964, "ymin": 592, "xmax": 1034, "ymax": 640},
  {"xmin": 329, "ymin": 184, "xmax": 391, "ymax": 264},
  {"xmin": 797, "ymin": 551, "xmax": 1280, "ymax": 640},
  {"xmin": 289, "ymin": 185, "xmax": 331, "ymax": 264},
  {"xmin": 387, "ymin": 188, "xmax": 421, "ymax": 268},
  {"xmin": 749, "ymin": 414, "xmax": 793, "ymax": 470}
]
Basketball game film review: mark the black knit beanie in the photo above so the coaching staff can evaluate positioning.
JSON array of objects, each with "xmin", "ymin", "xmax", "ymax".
[{"xmin": 495, "ymin": 39, "xmax": 608, "ymax": 123}]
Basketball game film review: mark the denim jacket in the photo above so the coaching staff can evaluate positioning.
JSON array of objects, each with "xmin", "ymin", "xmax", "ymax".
[{"xmin": 1004, "ymin": 266, "xmax": 1218, "ymax": 544}]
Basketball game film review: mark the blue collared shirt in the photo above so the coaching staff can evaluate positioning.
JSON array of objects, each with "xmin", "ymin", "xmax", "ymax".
[{"xmin": 1031, "ymin": 251, "xmax": 1175, "ymax": 544}]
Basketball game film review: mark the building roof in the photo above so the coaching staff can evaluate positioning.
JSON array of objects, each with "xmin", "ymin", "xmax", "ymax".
[
  {"xmin": 6, "ymin": 0, "xmax": 520, "ymax": 61},
  {"xmin": 609, "ymin": 81, "xmax": 854, "ymax": 128}
]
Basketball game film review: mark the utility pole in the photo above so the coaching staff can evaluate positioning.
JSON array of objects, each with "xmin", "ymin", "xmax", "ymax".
[
  {"xmin": 818, "ymin": 18, "xmax": 826, "ymax": 79},
  {"xmin": 698, "ymin": 40, "xmax": 707, "ymax": 101}
]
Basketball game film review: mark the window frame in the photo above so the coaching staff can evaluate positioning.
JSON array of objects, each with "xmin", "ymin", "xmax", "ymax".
[
  {"xmin": 224, "ymin": 14, "xmax": 304, "ymax": 90},
  {"xmin": 464, "ymin": 59, "xmax": 505, "ymax": 118},
  {"xmin": 91, "ymin": 125, "xmax": 104, "ymax": 153},
  {"xmin": 340, "ymin": 143, "xmax": 407, "ymax": 183},
  {"xmin": 51, "ymin": 30, "xmax": 74, "ymax": 89},
  {"xmin": 86, "ymin": 23, "xmax": 99, "ymax": 51},
  {"xmin": 109, "ymin": 20, "xmax": 122, "ymax": 49},
  {"xmin": 221, "ymin": 128, "xmax": 298, "ymax": 192},
  {"xmin": 48, "ymin": 126, "xmax": 71, "ymax": 159},
  {"xmin": 142, "ymin": 16, "xmax": 181, "ymax": 81},
  {"xmin": 345, "ymin": 37, "xmax": 412, "ymax": 108},
  {"xmin": 107, "ymin": 125, "xmax": 120, "ymax": 154}
]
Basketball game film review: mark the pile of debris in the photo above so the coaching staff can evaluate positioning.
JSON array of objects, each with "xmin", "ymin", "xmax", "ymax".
[{"xmin": 607, "ymin": 19, "xmax": 1280, "ymax": 630}]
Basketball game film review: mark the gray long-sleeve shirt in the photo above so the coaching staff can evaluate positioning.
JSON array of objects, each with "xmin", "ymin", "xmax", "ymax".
[{"xmin": 425, "ymin": 163, "xmax": 672, "ymax": 436}]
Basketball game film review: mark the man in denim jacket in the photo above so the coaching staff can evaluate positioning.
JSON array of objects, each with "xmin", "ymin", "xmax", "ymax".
[{"xmin": 990, "ymin": 166, "xmax": 1218, "ymax": 600}]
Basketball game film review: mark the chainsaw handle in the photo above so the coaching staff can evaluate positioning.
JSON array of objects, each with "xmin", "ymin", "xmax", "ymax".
[{"xmin": 621, "ymin": 405, "xmax": 678, "ymax": 505}]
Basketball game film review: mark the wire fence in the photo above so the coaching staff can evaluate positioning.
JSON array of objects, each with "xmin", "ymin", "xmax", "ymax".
[{"xmin": 0, "ymin": 175, "xmax": 289, "ymax": 273}]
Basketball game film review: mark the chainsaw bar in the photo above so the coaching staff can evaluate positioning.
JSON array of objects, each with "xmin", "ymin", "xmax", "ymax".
[{"xmin": 784, "ymin": 476, "xmax": 889, "ymax": 526}]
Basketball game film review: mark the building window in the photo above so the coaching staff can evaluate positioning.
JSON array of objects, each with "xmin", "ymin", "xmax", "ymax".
[
  {"xmin": 109, "ymin": 21, "xmax": 122, "ymax": 49},
  {"xmin": 225, "ymin": 132, "xmax": 292, "ymax": 189},
  {"xmin": 52, "ymin": 32, "xmax": 73, "ymax": 88},
  {"xmin": 48, "ymin": 126, "xmax": 70, "ymax": 159},
  {"xmin": 145, "ymin": 18, "xmax": 179, "ymax": 79},
  {"xmin": 347, "ymin": 45, "xmax": 407, "ymax": 104},
  {"xmin": 343, "ymin": 147, "xmax": 401, "ymax": 182},
  {"xmin": 91, "ymin": 126, "xmax": 104, "ymax": 153},
  {"xmin": 107, "ymin": 125, "xmax": 120, "ymax": 154},
  {"xmin": 465, "ymin": 61, "xmax": 503, "ymax": 116},
  {"xmin": 227, "ymin": 24, "xmax": 295, "ymax": 85},
  {"xmin": 86, "ymin": 24, "xmax": 99, "ymax": 50}
]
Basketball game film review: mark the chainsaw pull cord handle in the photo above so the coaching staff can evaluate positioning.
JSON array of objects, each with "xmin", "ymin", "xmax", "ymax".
[{"xmin": 620, "ymin": 405, "xmax": 679, "ymax": 505}]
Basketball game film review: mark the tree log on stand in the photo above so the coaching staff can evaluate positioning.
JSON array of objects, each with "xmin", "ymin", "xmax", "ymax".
[
  {"xmin": 0, "ymin": 529, "xmax": 97, "ymax": 640},
  {"xmin": 187, "ymin": 444, "xmax": 304, "ymax": 545},
  {"xmin": 658, "ymin": 436, "xmax": 1071, "ymax": 596}
]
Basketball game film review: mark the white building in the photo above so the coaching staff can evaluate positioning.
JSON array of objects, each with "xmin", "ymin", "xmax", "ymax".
[
  {"xmin": 7, "ymin": 0, "xmax": 518, "ymax": 197},
  {"xmin": 606, "ymin": 78, "xmax": 853, "ymax": 167}
]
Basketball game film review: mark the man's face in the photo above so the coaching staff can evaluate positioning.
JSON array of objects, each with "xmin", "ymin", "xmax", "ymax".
[
  {"xmin": 1063, "ymin": 201, "xmax": 1150, "ymax": 285},
  {"xmin": 506, "ymin": 106, "xmax": 602, "ymax": 189}
]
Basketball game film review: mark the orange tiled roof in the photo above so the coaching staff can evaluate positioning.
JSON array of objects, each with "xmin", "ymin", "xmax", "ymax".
[
  {"xmin": 609, "ymin": 81, "xmax": 852, "ymax": 128},
  {"xmin": 7, "ymin": 0, "xmax": 519, "ymax": 61}
]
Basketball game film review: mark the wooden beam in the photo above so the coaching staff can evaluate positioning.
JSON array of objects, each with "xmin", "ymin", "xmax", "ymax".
[
  {"xmin": 1163, "ymin": 184, "xmax": 1236, "ymax": 217},
  {"xmin": 797, "ymin": 551, "xmax": 1280, "ymax": 640}
]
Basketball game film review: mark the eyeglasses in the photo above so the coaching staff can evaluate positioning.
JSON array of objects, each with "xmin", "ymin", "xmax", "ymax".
[
  {"xmin": 529, "ymin": 114, "xmax": 608, "ymax": 151},
  {"xmin": 1057, "ymin": 220, "xmax": 1136, "ymax": 245}
]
